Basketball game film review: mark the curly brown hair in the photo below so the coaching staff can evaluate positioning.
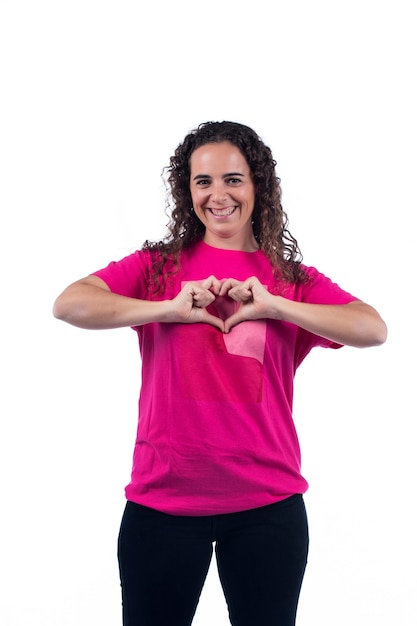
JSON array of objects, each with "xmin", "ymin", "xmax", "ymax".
[{"xmin": 143, "ymin": 121, "xmax": 307, "ymax": 293}]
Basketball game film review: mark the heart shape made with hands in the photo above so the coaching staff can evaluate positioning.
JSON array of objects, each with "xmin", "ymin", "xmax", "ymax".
[
  {"xmin": 208, "ymin": 276, "xmax": 270, "ymax": 327},
  {"xmin": 194, "ymin": 283, "xmax": 248, "ymax": 332},
  {"xmin": 182, "ymin": 276, "xmax": 271, "ymax": 342}
]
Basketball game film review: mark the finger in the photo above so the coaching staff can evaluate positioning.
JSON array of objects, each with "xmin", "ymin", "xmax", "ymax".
[
  {"xmin": 227, "ymin": 286, "xmax": 253, "ymax": 303},
  {"xmin": 201, "ymin": 275, "xmax": 222, "ymax": 295},
  {"xmin": 191, "ymin": 287, "xmax": 215, "ymax": 308},
  {"xmin": 219, "ymin": 278, "xmax": 241, "ymax": 296},
  {"xmin": 223, "ymin": 312, "xmax": 244, "ymax": 333},
  {"xmin": 201, "ymin": 311, "xmax": 225, "ymax": 332}
]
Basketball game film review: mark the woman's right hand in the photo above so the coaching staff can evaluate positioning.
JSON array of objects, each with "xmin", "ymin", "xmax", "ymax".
[
  {"xmin": 53, "ymin": 274, "xmax": 225, "ymax": 332},
  {"xmin": 168, "ymin": 276, "xmax": 224, "ymax": 331}
]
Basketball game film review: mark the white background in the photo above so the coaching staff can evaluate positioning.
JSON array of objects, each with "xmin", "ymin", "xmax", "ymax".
[{"xmin": 1, "ymin": 1, "xmax": 416, "ymax": 624}]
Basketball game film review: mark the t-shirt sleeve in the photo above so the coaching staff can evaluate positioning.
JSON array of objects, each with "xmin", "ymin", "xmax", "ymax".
[
  {"xmin": 92, "ymin": 250, "xmax": 151, "ymax": 299},
  {"xmin": 296, "ymin": 265, "xmax": 360, "ymax": 353},
  {"xmin": 301, "ymin": 266, "xmax": 359, "ymax": 306}
]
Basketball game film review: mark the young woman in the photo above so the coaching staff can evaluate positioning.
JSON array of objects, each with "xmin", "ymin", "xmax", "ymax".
[{"xmin": 53, "ymin": 121, "xmax": 387, "ymax": 626}]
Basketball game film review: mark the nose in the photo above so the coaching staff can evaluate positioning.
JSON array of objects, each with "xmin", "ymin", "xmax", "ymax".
[{"xmin": 211, "ymin": 182, "xmax": 228, "ymax": 204}]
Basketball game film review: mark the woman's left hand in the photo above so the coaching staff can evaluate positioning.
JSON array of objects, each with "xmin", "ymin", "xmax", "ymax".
[
  {"xmin": 220, "ymin": 276, "xmax": 387, "ymax": 347},
  {"xmin": 219, "ymin": 277, "xmax": 278, "ymax": 333}
]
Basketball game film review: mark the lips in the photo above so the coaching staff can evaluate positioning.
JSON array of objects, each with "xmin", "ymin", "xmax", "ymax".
[{"xmin": 209, "ymin": 206, "xmax": 238, "ymax": 217}]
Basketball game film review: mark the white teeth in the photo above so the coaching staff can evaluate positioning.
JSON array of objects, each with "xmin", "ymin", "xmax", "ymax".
[{"xmin": 210, "ymin": 206, "xmax": 236, "ymax": 216}]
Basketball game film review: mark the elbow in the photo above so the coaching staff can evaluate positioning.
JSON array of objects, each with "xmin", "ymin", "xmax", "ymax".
[
  {"xmin": 348, "ymin": 302, "xmax": 388, "ymax": 348},
  {"xmin": 373, "ymin": 319, "xmax": 388, "ymax": 346},
  {"xmin": 52, "ymin": 295, "xmax": 84, "ymax": 326},
  {"xmin": 52, "ymin": 296, "xmax": 66, "ymax": 321},
  {"xmin": 52, "ymin": 296, "xmax": 75, "ymax": 323},
  {"xmin": 360, "ymin": 318, "xmax": 388, "ymax": 348}
]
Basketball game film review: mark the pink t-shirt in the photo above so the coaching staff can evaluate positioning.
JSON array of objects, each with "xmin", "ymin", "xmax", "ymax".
[{"xmin": 94, "ymin": 240, "xmax": 358, "ymax": 515}]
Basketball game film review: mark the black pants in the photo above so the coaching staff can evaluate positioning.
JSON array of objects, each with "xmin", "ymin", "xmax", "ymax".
[{"xmin": 118, "ymin": 495, "xmax": 309, "ymax": 626}]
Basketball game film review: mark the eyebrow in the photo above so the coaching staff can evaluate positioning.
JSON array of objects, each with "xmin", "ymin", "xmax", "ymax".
[{"xmin": 192, "ymin": 172, "xmax": 245, "ymax": 180}]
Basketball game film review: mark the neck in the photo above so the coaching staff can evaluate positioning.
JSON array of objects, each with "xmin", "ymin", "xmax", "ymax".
[{"xmin": 202, "ymin": 232, "xmax": 259, "ymax": 252}]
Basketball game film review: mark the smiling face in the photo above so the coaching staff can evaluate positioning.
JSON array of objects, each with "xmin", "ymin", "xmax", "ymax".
[{"xmin": 189, "ymin": 141, "xmax": 257, "ymax": 251}]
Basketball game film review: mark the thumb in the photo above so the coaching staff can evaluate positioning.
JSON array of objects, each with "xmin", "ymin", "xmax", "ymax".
[
  {"xmin": 223, "ymin": 310, "xmax": 245, "ymax": 333},
  {"xmin": 202, "ymin": 311, "xmax": 226, "ymax": 332}
]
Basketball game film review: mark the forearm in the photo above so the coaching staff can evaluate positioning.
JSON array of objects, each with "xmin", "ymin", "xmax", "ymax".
[
  {"xmin": 273, "ymin": 298, "xmax": 387, "ymax": 348},
  {"xmin": 53, "ymin": 278, "xmax": 171, "ymax": 330}
]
